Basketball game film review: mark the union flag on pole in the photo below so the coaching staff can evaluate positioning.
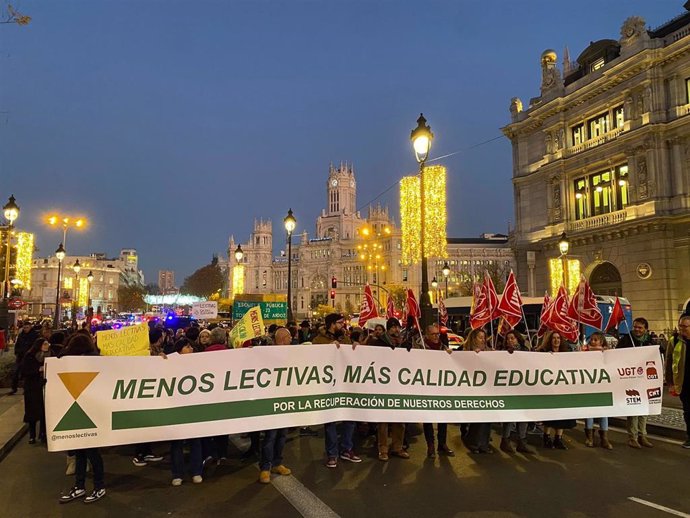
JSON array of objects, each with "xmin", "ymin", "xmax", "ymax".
[
  {"xmin": 406, "ymin": 289, "xmax": 421, "ymax": 319},
  {"xmin": 537, "ymin": 292, "xmax": 552, "ymax": 338},
  {"xmin": 605, "ymin": 296, "xmax": 626, "ymax": 331},
  {"xmin": 567, "ymin": 276, "xmax": 603, "ymax": 330},
  {"xmin": 386, "ymin": 294, "xmax": 396, "ymax": 319},
  {"xmin": 438, "ymin": 292, "xmax": 448, "ymax": 326},
  {"xmin": 497, "ymin": 270, "xmax": 523, "ymax": 329},
  {"xmin": 469, "ymin": 282, "xmax": 489, "ymax": 330},
  {"xmin": 542, "ymin": 285, "xmax": 579, "ymax": 342},
  {"xmin": 484, "ymin": 271, "xmax": 502, "ymax": 321},
  {"xmin": 358, "ymin": 284, "xmax": 379, "ymax": 327}
]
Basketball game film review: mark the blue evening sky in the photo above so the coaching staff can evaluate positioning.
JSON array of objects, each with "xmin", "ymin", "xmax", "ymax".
[{"xmin": 0, "ymin": 0, "xmax": 679, "ymax": 282}]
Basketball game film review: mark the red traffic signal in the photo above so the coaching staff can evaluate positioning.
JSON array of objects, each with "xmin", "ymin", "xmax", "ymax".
[
  {"xmin": 330, "ymin": 289, "xmax": 336, "ymax": 299},
  {"xmin": 331, "ymin": 276, "xmax": 337, "ymax": 289}
]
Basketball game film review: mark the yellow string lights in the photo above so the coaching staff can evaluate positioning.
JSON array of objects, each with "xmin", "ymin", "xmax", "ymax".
[
  {"xmin": 232, "ymin": 264, "xmax": 245, "ymax": 297},
  {"xmin": 548, "ymin": 258, "xmax": 581, "ymax": 296},
  {"xmin": 78, "ymin": 277, "xmax": 89, "ymax": 307},
  {"xmin": 400, "ymin": 165, "xmax": 448, "ymax": 265},
  {"xmin": 15, "ymin": 231, "xmax": 33, "ymax": 290}
]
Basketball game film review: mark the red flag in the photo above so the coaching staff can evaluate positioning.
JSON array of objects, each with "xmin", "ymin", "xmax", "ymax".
[
  {"xmin": 537, "ymin": 292, "xmax": 552, "ymax": 337},
  {"xmin": 470, "ymin": 282, "xmax": 490, "ymax": 330},
  {"xmin": 497, "ymin": 317, "xmax": 512, "ymax": 337},
  {"xmin": 497, "ymin": 270, "xmax": 523, "ymax": 329},
  {"xmin": 567, "ymin": 277, "xmax": 603, "ymax": 329},
  {"xmin": 386, "ymin": 294, "xmax": 396, "ymax": 319},
  {"xmin": 542, "ymin": 286, "xmax": 579, "ymax": 342},
  {"xmin": 358, "ymin": 284, "xmax": 379, "ymax": 327},
  {"xmin": 406, "ymin": 289, "xmax": 421, "ymax": 319},
  {"xmin": 605, "ymin": 297, "xmax": 625, "ymax": 331},
  {"xmin": 484, "ymin": 271, "xmax": 502, "ymax": 321},
  {"xmin": 438, "ymin": 292, "xmax": 448, "ymax": 326}
]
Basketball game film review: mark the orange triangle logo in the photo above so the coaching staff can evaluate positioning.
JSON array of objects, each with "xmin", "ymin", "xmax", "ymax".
[{"xmin": 58, "ymin": 372, "xmax": 99, "ymax": 400}]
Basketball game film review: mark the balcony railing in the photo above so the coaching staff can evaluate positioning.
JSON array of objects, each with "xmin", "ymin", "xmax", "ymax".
[
  {"xmin": 564, "ymin": 127, "xmax": 623, "ymax": 157},
  {"xmin": 569, "ymin": 209, "xmax": 628, "ymax": 231}
]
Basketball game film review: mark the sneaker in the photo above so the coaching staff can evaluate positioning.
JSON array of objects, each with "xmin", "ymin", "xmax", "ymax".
[
  {"xmin": 326, "ymin": 457, "xmax": 338, "ymax": 468},
  {"xmin": 259, "ymin": 470, "xmax": 271, "ymax": 484},
  {"xmin": 682, "ymin": 439, "xmax": 690, "ymax": 449},
  {"xmin": 192, "ymin": 475, "xmax": 203, "ymax": 484},
  {"xmin": 378, "ymin": 452, "xmax": 389, "ymax": 462},
  {"xmin": 59, "ymin": 487, "xmax": 86, "ymax": 504},
  {"xmin": 171, "ymin": 478, "xmax": 182, "ymax": 487},
  {"xmin": 390, "ymin": 450, "xmax": 410, "ymax": 459},
  {"xmin": 271, "ymin": 464, "xmax": 291, "ymax": 476},
  {"xmin": 144, "ymin": 454, "xmax": 163, "ymax": 462},
  {"xmin": 132, "ymin": 456, "xmax": 147, "ymax": 467},
  {"xmin": 339, "ymin": 450, "xmax": 362, "ymax": 463},
  {"xmin": 84, "ymin": 488, "xmax": 106, "ymax": 504}
]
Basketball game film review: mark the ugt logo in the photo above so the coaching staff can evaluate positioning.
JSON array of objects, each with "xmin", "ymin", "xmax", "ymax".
[
  {"xmin": 625, "ymin": 388, "xmax": 641, "ymax": 405},
  {"xmin": 54, "ymin": 372, "xmax": 99, "ymax": 432}
]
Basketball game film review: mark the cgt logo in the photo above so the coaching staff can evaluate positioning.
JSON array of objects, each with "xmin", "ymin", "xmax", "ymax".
[
  {"xmin": 625, "ymin": 388, "xmax": 641, "ymax": 405},
  {"xmin": 54, "ymin": 372, "xmax": 99, "ymax": 432},
  {"xmin": 646, "ymin": 361, "xmax": 659, "ymax": 380},
  {"xmin": 618, "ymin": 366, "xmax": 644, "ymax": 379},
  {"xmin": 647, "ymin": 387, "xmax": 662, "ymax": 401}
]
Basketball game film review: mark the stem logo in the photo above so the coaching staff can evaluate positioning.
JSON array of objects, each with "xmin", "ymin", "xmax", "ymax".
[{"xmin": 54, "ymin": 372, "xmax": 99, "ymax": 432}]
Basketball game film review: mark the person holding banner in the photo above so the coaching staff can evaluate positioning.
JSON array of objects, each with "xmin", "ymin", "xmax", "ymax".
[
  {"xmin": 668, "ymin": 314, "xmax": 690, "ymax": 449},
  {"xmin": 617, "ymin": 317, "xmax": 654, "ymax": 449},
  {"xmin": 582, "ymin": 332, "xmax": 613, "ymax": 450},
  {"xmin": 422, "ymin": 324, "xmax": 455, "ymax": 458},
  {"xmin": 464, "ymin": 329, "xmax": 494, "ymax": 454},
  {"xmin": 537, "ymin": 331, "xmax": 575, "ymax": 450},
  {"xmin": 499, "ymin": 331, "xmax": 536, "ymax": 454},
  {"xmin": 259, "ymin": 328, "xmax": 293, "ymax": 483},
  {"xmin": 58, "ymin": 333, "xmax": 106, "ymax": 504}
]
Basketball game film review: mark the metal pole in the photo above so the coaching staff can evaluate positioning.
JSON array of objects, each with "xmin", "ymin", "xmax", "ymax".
[
  {"xmin": 445, "ymin": 276, "xmax": 449, "ymax": 299},
  {"xmin": 72, "ymin": 272, "xmax": 78, "ymax": 327},
  {"xmin": 54, "ymin": 259, "xmax": 63, "ymax": 329},
  {"xmin": 419, "ymin": 162, "xmax": 432, "ymax": 329},
  {"xmin": 286, "ymin": 231, "xmax": 294, "ymax": 323},
  {"xmin": 3, "ymin": 222, "xmax": 11, "ymax": 299}
]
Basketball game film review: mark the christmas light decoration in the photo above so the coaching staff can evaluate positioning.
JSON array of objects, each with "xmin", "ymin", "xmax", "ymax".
[
  {"xmin": 15, "ymin": 231, "xmax": 33, "ymax": 289},
  {"xmin": 232, "ymin": 264, "xmax": 245, "ymax": 297},
  {"xmin": 78, "ymin": 277, "xmax": 89, "ymax": 307},
  {"xmin": 549, "ymin": 258, "xmax": 581, "ymax": 296},
  {"xmin": 400, "ymin": 165, "xmax": 448, "ymax": 264}
]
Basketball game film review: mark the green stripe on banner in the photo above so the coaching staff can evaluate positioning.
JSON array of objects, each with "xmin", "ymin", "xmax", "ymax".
[{"xmin": 111, "ymin": 392, "xmax": 613, "ymax": 430}]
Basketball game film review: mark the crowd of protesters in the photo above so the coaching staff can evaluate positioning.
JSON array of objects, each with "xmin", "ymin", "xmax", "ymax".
[{"xmin": 2, "ymin": 311, "xmax": 688, "ymax": 505}]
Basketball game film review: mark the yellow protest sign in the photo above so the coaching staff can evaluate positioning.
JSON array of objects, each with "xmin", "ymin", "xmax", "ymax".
[
  {"xmin": 97, "ymin": 323, "xmax": 150, "ymax": 356},
  {"xmin": 229, "ymin": 306, "xmax": 264, "ymax": 348}
]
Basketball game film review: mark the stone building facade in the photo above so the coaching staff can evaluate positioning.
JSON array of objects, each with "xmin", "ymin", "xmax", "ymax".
[
  {"xmin": 228, "ymin": 163, "xmax": 515, "ymax": 319},
  {"xmin": 502, "ymin": 7, "xmax": 690, "ymax": 331}
]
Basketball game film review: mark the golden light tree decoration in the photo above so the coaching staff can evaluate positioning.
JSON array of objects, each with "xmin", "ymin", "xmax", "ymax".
[
  {"xmin": 549, "ymin": 258, "xmax": 581, "ymax": 296},
  {"xmin": 15, "ymin": 231, "xmax": 34, "ymax": 290},
  {"xmin": 400, "ymin": 165, "xmax": 448, "ymax": 264},
  {"xmin": 232, "ymin": 264, "xmax": 245, "ymax": 298}
]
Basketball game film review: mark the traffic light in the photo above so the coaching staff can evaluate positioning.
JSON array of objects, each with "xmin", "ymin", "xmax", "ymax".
[
  {"xmin": 331, "ymin": 276, "xmax": 337, "ymax": 289},
  {"xmin": 330, "ymin": 289, "xmax": 336, "ymax": 299}
]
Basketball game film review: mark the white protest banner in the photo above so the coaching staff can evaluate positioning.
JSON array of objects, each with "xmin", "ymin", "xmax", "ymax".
[
  {"xmin": 97, "ymin": 323, "xmax": 150, "ymax": 356},
  {"xmin": 191, "ymin": 301, "xmax": 218, "ymax": 320},
  {"xmin": 45, "ymin": 347, "xmax": 662, "ymax": 451}
]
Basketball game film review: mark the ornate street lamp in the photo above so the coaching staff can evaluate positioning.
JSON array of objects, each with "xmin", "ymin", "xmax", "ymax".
[
  {"xmin": 284, "ymin": 208, "xmax": 297, "ymax": 323},
  {"xmin": 2, "ymin": 195, "xmax": 19, "ymax": 300},
  {"xmin": 72, "ymin": 259, "xmax": 81, "ymax": 326},
  {"xmin": 558, "ymin": 232, "xmax": 569, "ymax": 290},
  {"xmin": 86, "ymin": 270, "xmax": 94, "ymax": 324},
  {"xmin": 411, "ymin": 114, "xmax": 434, "ymax": 329},
  {"xmin": 234, "ymin": 244, "xmax": 244, "ymax": 263},
  {"xmin": 54, "ymin": 243, "xmax": 66, "ymax": 329},
  {"xmin": 442, "ymin": 261, "xmax": 450, "ymax": 298}
]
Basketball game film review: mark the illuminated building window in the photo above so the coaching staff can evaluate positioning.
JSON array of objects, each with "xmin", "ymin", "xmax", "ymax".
[
  {"xmin": 587, "ymin": 111, "xmax": 609, "ymax": 139},
  {"xmin": 686, "ymin": 77, "xmax": 690, "ymax": 104},
  {"xmin": 572, "ymin": 123, "xmax": 585, "ymax": 145},
  {"xmin": 590, "ymin": 170, "xmax": 612, "ymax": 216},
  {"xmin": 574, "ymin": 177, "xmax": 588, "ymax": 220},
  {"xmin": 615, "ymin": 164, "xmax": 629, "ymax": 208},
  {"xmin": 613, "ymin": 105, "xmax": 624, "ymax": 128},
  {"xmin": 590, "ymin": 57, "xmax": 605, "ymax": 72}
]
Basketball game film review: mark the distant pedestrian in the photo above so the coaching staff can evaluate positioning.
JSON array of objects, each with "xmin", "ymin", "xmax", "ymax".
[
  {"xmin": 11, "ymin": 320, "xmax": 38, "ymax": 394},
  {"xmin": 668, "ymin": 314, "xmax": 690, "ymax": 449},
  {"xmin": 21, "ymin": 337, "xmax": 50, "ymax": 444}
]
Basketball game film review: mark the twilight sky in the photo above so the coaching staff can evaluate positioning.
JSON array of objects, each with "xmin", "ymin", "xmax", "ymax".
[{"xmin": 0, "ymin": 0, "xmax": 677, "ymax": 283}]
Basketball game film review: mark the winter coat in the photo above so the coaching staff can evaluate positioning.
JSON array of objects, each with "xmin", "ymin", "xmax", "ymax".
[
  {"xmin": 21, "ymin": 351, "xmax": 46, "ymax": 423},
  {"xmin": 14, "ymin": 329, "xmax": 38, "ymax": 360}
]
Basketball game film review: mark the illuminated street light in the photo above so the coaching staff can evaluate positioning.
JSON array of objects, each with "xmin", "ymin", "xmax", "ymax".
[
  {"xmin": 442, "ymin": 261, "xmax": 450, "ymax": 298},
  {"xmin": 234, "ymin": 244, "xmax": 244, "ymax": 263},
  {"xmin": 2, "ymin": 195, "xmax": 20, "ymax": 300},
  {"xmin": 410, "ymin": 113, "xmax": 434, "ymax": 329},
  {"xmin": 284, "ymin": 208, "xmax": 297, "ymax": 323},
  {"xmin": 72, "ymin": 259, "xmax": 81, "ymax": 327},
  {"xmin": 45, "ymin": 214, "xmax": 87, "ymax": 248},
  {"xmin": 558, "ymin": 232, "xmax": 570, "ymax": 290},
  {"xmin": 54, "ymin": 243, "xmax": 66, "ymax": 329}
]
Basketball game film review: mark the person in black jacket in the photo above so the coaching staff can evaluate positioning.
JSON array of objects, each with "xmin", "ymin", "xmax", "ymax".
[
  {"xmin": 21, "ymin": 337, "xmax": 50, "ymax": 443},
  {"xmin": 10, "ymin": 320, "xmax": 38, "ymax": 394}
]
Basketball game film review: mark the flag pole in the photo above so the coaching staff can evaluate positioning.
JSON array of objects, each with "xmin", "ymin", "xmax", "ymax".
[{"xmin": 520, "ymin": 305, "xmax": 532, "ymax": 349}]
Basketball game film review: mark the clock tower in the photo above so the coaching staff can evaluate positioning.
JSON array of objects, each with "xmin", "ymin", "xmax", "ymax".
[{"xmin": 317, "ymin": 162, "xmax": 362, "ymax": 240}]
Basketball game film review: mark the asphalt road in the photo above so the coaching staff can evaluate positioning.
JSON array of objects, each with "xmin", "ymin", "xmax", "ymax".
[{"xmin": 0, "ymin": 425, "xmax": 688, "ymax": 518}]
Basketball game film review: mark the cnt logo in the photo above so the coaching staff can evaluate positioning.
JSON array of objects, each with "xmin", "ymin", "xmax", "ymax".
[
  {"xmin": 646, "ymin": 361, "xmax": 659, "ymax": 380},
  {"xmin": 54, "ymin": 372, "xmax": 99, "ymax": 432},
  {"xmin": 625, "ymin": 388, "xmax": 642, "ymax": 405},
  {"xmin": 618, "ymin": 366, "xmax": 644, "ymax": 379},
  {"xmin": 647, "ymin": 387, "xmax": 662, "ymax": 401}
]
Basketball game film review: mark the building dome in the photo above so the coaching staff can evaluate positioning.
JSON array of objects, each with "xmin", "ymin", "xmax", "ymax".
[{"xmin": 541, "ymin": 49, "xmax": 557, "ymax": 64}]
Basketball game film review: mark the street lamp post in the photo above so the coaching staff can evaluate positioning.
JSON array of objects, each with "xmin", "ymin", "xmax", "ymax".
[
  {"xmin": 46, "ymin": 215, "xmax": 87, "ymax": 249},
  {"xmin": 2, "ymin": 195, "xmax": 20, "ymax": 300},
  {"xmin": 558, "ymin": 232, "xmax": 570, "ymax": 291},
  {"xmin": 284, "ymin": 209, "xmax": 296, "ymax": 323},
  {"xmin": 53, "ymin": 244, "xmax": 66, "ymax": 329},
  {"xmin": 72, "ymin": 259, "xmax": 81, "ymax": 327},
  {"xmin": 411, "ymin": 114, "xmax": 434, "ymax": 330},
  {"xmin": 442, "ymin": 261, "xmax": 450, "ymax": 299}
]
